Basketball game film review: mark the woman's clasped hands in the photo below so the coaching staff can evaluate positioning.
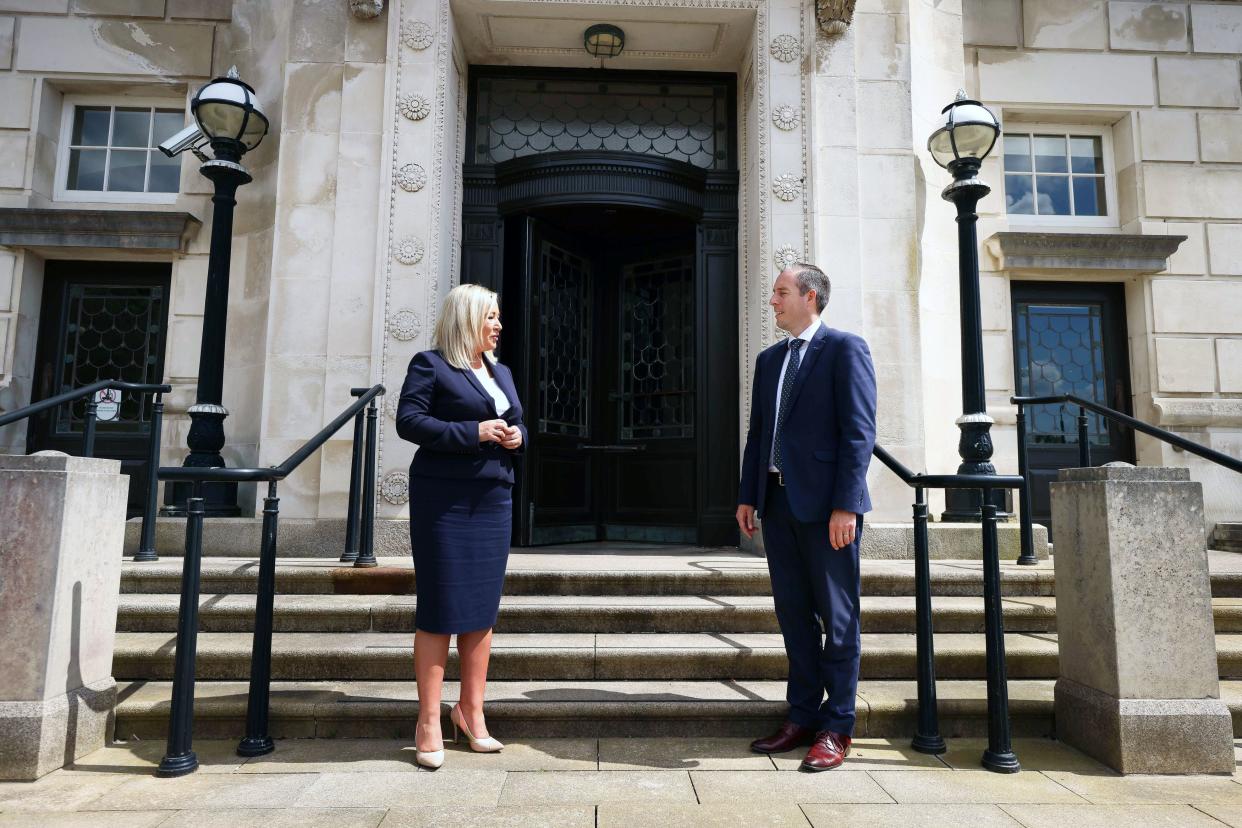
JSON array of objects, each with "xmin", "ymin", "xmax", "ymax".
[{"xmin": 479, "ymin": 418, "xmax": 522, "ymax": 449}]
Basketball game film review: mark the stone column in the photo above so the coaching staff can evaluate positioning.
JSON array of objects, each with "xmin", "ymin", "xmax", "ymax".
[
  {"xmin": 0, "ymin": 453, "xmax": 128, "ymax": 780},
  {"xmin": 1051, "ymin": 465, "xmax": 1232, "ymax": 774}
]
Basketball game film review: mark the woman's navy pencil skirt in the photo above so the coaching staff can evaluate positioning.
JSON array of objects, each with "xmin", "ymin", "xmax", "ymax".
[{"xmin": 409, "ymin": 474, "xmax": 512, "ymax": 634}]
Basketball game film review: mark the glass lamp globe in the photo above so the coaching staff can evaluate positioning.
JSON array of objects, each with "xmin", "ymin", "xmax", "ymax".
[
  {"xmin": 191, "ymin": 70, "xmax": 269, "ymax": 153},
  {"xmin": 928, "ymin": 92, "xmax": 1000, "ymax": 170},
  {"xmin": 584, "ymin": 24, "xmax": 625, "ymax": 58}
]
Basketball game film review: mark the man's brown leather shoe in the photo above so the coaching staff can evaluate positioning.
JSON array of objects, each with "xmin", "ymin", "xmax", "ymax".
[
  {"xmin": 750, "ymin": 720, "xmax": 816, "ymax": 754},
  {"xmin": 800, "ymin": 730, "xmax": 851, "ymax": 771}
]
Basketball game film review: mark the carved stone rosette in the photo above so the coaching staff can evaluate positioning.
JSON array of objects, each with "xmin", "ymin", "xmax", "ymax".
[
  {"xmin": 397, "ymin": 93, "xmax": 431, "ymax": 121},
  {"xmin": 380, "ymin": 471, "xmax": 410, "ymax": 505},
  {"xmin": 769, "ymin": 34, "xmax": 799, "ymax": 63},
  {"xmin": 772, "ymin": 173, "xmax": 800, "ymax": 202},
  {"xmin": 389, "ymin": 308, "xmax": 422, "ymax": 341},
  {"xmin": 393, "ymin": 237, "xmax": 425, "ymax": 265},
  {"xmin": 401, "ymin": 20, "xmax": 434, "ymax": 50},
  {"xmin": 395, "ymin": 163, "xmax": 427, "ymax": 192},
  {"xmin": 774, "ymin": 245, "xmax": 800, "ymax": 271},
  {"xmin": 772, "ymin": 104, "xmax": 800, "ymax": 131}
]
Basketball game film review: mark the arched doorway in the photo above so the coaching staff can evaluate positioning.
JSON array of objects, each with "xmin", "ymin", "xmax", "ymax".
[{"xmin": 462, "ymin": 147, "xmax": 739, "ymax": 547}]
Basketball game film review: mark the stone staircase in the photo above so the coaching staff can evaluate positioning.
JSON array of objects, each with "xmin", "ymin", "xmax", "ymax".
[
  {"xmin": 110, "ymin": 547, "xmax": 1242, "ymax": 742},
  {"xmin": 1214, "ymin": 522, "xmax": 1242, "ymax": 554}
]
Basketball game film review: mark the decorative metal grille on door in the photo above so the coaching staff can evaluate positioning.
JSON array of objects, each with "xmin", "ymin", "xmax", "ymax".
[
  {"xmin": 56, "ymin": 284, "xmax": 166, "ymax": 434},
  {"xmin": 1013, "ymin": 301, "xmax": 1110, "ymax": 447},
  {"xmin": 472, "ymin": 77, "xmax": 730, "ymax": 170},
  {"xmin": 620, "ymin": 255, "xmax": 695, "ymax": 440},
  {"xmin": 538, "ymin": 241, "xmax": 592, "ymax": 436}
]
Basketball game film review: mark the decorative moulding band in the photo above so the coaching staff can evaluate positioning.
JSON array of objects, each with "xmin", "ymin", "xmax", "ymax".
[
  {"xmin": 984, "ymin": 231, "xmax": 1187, "ymax": 274},
  {"xmin": 1150, "ymin": 397, "xmax": 1242, "ymax": 429},
  {"xmin": 0, "ymin": 208, "xmax": 201, "ymax": 252}
]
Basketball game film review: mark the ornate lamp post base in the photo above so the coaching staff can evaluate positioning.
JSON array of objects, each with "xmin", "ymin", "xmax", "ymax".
[
  {"xmin": 941, "ymin": 412, "xmax": 1012, "ymax": 522},
  {"xmin": 162, "ymin": 403, "xmax": 240, "ymax": 517}
]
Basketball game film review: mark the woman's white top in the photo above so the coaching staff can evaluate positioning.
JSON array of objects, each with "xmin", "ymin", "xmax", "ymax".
[{"xmin": 472, "ymin": 363, "xmax": 512, "ymax": 415}]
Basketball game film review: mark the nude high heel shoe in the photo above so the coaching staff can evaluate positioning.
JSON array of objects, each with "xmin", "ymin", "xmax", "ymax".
[
  {"xmin": 451, "ymin": 704, "xmax": 504, "ymax": 753},
  {"xmin": 414, "ymin": 722, "xmax": 445, "ymax": 770}
]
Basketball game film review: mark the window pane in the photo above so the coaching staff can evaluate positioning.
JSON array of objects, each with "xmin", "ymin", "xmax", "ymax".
[
  {"xmin": 1070, "ymin": 136, "xmax": 1104, "ymax": 174},
  {"xmin": 1004, "ymin": 134, "xmax": 1031, "ymax": 172},
  {"xmin": 1072, "ymin": 176, "xmax": 1106, "ymax": 216},
  {"xmin": 108, "ymin": 149, "xmax": 147, "ymax": 192},
  {"xmin": 112, "ymin": 108, "xmax": 151, "ymax": 148},
  {"xmin": 71, "ymin": 106, "xmax": 111, "ymax": 146},
  {"xmin": 1033, "ymin": 134, "xmax": 1068, "ymax": 173},
  {"xmin": 153, "ymin": 110, "xmax": 185, "ymax": 147},
  {"xmin": 1035, "ymin": 174, "xmax": 1071, "ymax": 215},
  {"xmin": 1005, "ymin": 174, "xmax": 1035, "ymax": 214},
  {"xmin": 148, "ymin": 150, "xmax": 181, "ymax": 193},
  {"xmin": 67, "ymin": 148, "xmax": 107, "ymax": 190}
]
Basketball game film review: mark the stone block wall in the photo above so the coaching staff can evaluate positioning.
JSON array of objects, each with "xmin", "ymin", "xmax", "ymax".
[{"xmin": 963, "ymin": 0, "xmax": 1242, "ymax": 528}]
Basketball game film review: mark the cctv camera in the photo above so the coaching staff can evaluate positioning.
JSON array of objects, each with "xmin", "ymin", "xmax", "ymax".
[{"xmin": 158, "ymin": 124, "xmax": 208, "ymax": 159}]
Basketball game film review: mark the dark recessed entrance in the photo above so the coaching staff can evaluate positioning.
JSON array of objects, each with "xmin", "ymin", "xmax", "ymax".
[{"xmin": 460, "ymin": 67, "xmax": 739, "ymax": 547}]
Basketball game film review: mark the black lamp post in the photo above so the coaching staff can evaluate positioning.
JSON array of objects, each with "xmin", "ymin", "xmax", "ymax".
[
  {"xmin": 165, "ymin": 68, "xmax": 269, "ymax": 517},
  {"xmin": 928, "ymin": 90, "xmax": 1005, "ymax": 522}
]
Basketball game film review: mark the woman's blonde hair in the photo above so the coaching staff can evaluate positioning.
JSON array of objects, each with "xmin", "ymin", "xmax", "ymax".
[{"xmin": 433, "ymin": 283, "xmax": 500, "ymax": 369}]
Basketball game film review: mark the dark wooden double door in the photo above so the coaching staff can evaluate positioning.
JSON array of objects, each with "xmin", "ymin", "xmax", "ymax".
[
  {"xmin": 1012, "ymin": 281, "xmax": 1135, "ymax": 530},
  {"xmin": 504, "ymin": 212, "xmax": 701, "ymax": 545}
]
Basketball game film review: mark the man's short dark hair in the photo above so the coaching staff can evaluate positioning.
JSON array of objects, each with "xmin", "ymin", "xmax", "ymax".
[{"xmin": 790, "ymin": 262, "xmax": 830, "ymax": 313}]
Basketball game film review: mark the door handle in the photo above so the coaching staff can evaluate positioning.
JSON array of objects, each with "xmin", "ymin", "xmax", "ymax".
[{"xmin": 576, "ymin": 444, "xmax": 647, "ymax": 453}]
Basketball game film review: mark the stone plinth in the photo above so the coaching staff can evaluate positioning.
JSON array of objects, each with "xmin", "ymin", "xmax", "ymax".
[
  {"xmin": 0, "ymin": 453, "xmax": 129, "ymax": 780},
  {"xmin": 1050, "ymin": 465, "xmax": 1232, "ymax": 774}
]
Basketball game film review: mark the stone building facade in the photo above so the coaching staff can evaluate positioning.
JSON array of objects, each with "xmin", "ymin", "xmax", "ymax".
[{"xmin": 0, "ymin": 0, "xmax": 1237, "ymax": 540}]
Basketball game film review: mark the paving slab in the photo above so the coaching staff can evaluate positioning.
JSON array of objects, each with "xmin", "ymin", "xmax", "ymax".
[
  {"xmin": 689, "ymin": 770, "xmax": 893, "ymax": 804},
  {"xmin": 1041, "ymin": 771, "xmax": 1242, "ymax": 805},
  {"xmin": 598, "ymin": 801, "xmax": 812, "ymax": 827},
  {"xmin": 237, "ymin": 738, "xmax": 421, "ymax": 773},
  {"xmin": 0, "ymin": 772, "xmax": 131, "ymax": 812},
  {"xmin": 379, "ymin": 805, "xmax": 594, "ymax": 827},
  {"xmin": 69, "ymin": 739, "xmax": 246, "ymax": 775},
  {"xmin": 158, "ymin": 809, "xmax": 387, "ymax": 828},
  {"xmin": 802, "ymin": 803, "xmax": 1023, "ymax": 827},
  {"xmin": 869, "ymin": 769, "xmax": 1087, "ymax": 804},
  {"xmin": 497, "ymin": 770, "xmax": 697, "ymax": 806},
  {"xmin": 598, "ymin": 737, "xmax": 775, "ymax": 770},
  {"xmin": 294, "ymin": 769, "xmax": 507, "ymax": 808},
  {"xmin": 1196, "ymin": 805, "xmax": 1242, "ymax": 827},
  {"xmin": 937, "ymin": 738, "xmax": 1111, "ymax": 773},
  {"xmin": 999, "ymin": 803, "xmax": 1230, "ymax": 827},
  {"xmin": 423, "ymin": 740, "xmax": 598, "ymax": 772},
  {"xmin": 0, "ymin": 813, "xmax": 172, "ymax": 827},
  {"xmin": 769, "ymin": 738, "xmax": 947, "ymax": 772},
  {"xmin": 87, "ymin": 772, "xmax": 319, "ymax": 811}
]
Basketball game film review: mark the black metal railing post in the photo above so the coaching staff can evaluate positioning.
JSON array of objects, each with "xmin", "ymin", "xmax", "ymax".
[
  {"xmin": 238, "ymin": 480, "xmax": 280, "ymax": 757},
  {"xmin": 135, "ymin": 394, "xmax": 165, "ymax": 563},
  {"xmin": 1077, "ymin": 406, "xmax": 1091, "ymax": 468},
  {"xmin": 157, "ymin": 485, "xmax": 206, "ymax": 777},
  {"xmin": 354, "ymin": 398, "xmax": 379, "ymax": 568},
  {"xmin": 1014, "ymin": 405, "xmax": 1038, "ymax": 567},
  {"xmin": 82, "ymin": 398, "xmax": 98, "ymax": 457},
  {"xmin": 911, "ymin": 486, "xmax": 946, "ymax": 755},
  {"xmin": 979, "ymin": 498, "xmax": 1020, "ymax": 773},
  {"xmin": 340, "ymin": 408, "xmax": 366, "ymax": 564}
]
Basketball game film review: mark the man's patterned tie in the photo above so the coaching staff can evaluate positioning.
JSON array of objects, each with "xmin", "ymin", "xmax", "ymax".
[{"xmin": 772, "ymin": 338, "xmax": 804, "ymax": 472}]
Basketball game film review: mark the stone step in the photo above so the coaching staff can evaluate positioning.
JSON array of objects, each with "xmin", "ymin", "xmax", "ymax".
[
  {"xmin": 113, "ymin": 593, "xmax": 1242, "ymax": 635},
  {"xmin": 111, "ymin": 678, "xmax": 1061, "ymax": 740},
  {"xmin": 114, "ymin": 594, "xmax": 1072, "ymax": 634},
  {"xmin": 117, "ymin": 630, "xmax": 1242, "ymax": 682},
  {"xmin": 118, "ymin": 557, "xmax": 1061, "ymax": 598}
]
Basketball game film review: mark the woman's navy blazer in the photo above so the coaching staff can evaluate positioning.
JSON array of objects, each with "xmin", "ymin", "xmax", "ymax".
[{"xmin": 395, "ymin": 350, "xmax": 527, "ymax": 484}]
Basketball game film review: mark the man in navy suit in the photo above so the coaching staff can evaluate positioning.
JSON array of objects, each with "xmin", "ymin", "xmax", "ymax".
[{"xmin": 736, "ymin": 262, "xmax": 877, "ymax": 771}]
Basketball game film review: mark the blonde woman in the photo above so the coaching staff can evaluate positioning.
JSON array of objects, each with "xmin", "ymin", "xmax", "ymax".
[{"xmin": 395, "ymin": 283, "xmax": 526, "ymax": 769}]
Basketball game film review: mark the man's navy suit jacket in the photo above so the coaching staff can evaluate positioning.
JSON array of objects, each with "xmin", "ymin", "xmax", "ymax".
[
  {"xmin": 738, "ymin": 324, "xmax": 878, "ymax": 523},
  {"xmin": 395, "ymin": 349, "xmax": 528, "ymax": 484}
]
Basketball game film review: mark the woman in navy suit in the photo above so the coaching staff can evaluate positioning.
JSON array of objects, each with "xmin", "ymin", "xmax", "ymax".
[{"xmin": 395, "ymin": 283, "xmax": 526, "ymax": 769}]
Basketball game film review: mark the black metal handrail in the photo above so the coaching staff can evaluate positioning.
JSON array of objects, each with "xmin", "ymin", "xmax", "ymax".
[
  {"xmin": 872, "ymin": 443, "xmax": 1025, "ymax": 774},
  {"xmin": 156, "ymin": 383, "xmax": 385, "ymax": 777},
  {"xmin": 0, "ymin": 379, "xmax": 171, "ymax": 562}
]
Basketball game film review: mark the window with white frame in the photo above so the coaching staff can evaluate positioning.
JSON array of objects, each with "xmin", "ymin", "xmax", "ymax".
[
  {"xmin": 1001, "ymin": 126, "xmax": 1116, "ymax": 227},
  {"xmin": 56, "ymin": 99, "xmax": 186, "ymax": 203}
]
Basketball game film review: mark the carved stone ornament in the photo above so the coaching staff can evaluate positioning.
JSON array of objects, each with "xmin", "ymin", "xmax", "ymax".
[
  {"xmin": 401, "ymin": 20, "xmax": 434, "ymax": 50},
  {"xmin": 772, "ymin": 173, "xmax": 800, "ymax": 202},
  {"xmin": 397, "ymin": 93, "xmax": 432, "ymax": 121},
  {"xmin": 380, "ymin": 470, "xmax": 410, "ymax": 505},
  {"xmin": 395, "ymin": 163, "xmax": 427, "ymax": 192},
  {"xmin": 816, "ymin": 0, "xmax": 856, "ymax": 36},
  {"xmin": 772, "ymin": 104, "xmax": 800, "ymax": 131},
  {"xmin": 348, "ymin": 0, "xmax": 383, "ymax": 19},
  {"xmin": 389, "ymin": 308, "xmax": 422, "ymax": 341},
  {"xmin": 774, "ymin": 245, "xmax": 800, "ymax": 271},
  {"xmin": 769, "ymin": 34, "xmax": 799, "ymax": 63},
  {"xmin": 384, "ymin": 393, "xmax": 400, "ymax": 420},
  {"xmin": 393, "ymin": 237, "xmax": 424, "ymax": 265}
]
